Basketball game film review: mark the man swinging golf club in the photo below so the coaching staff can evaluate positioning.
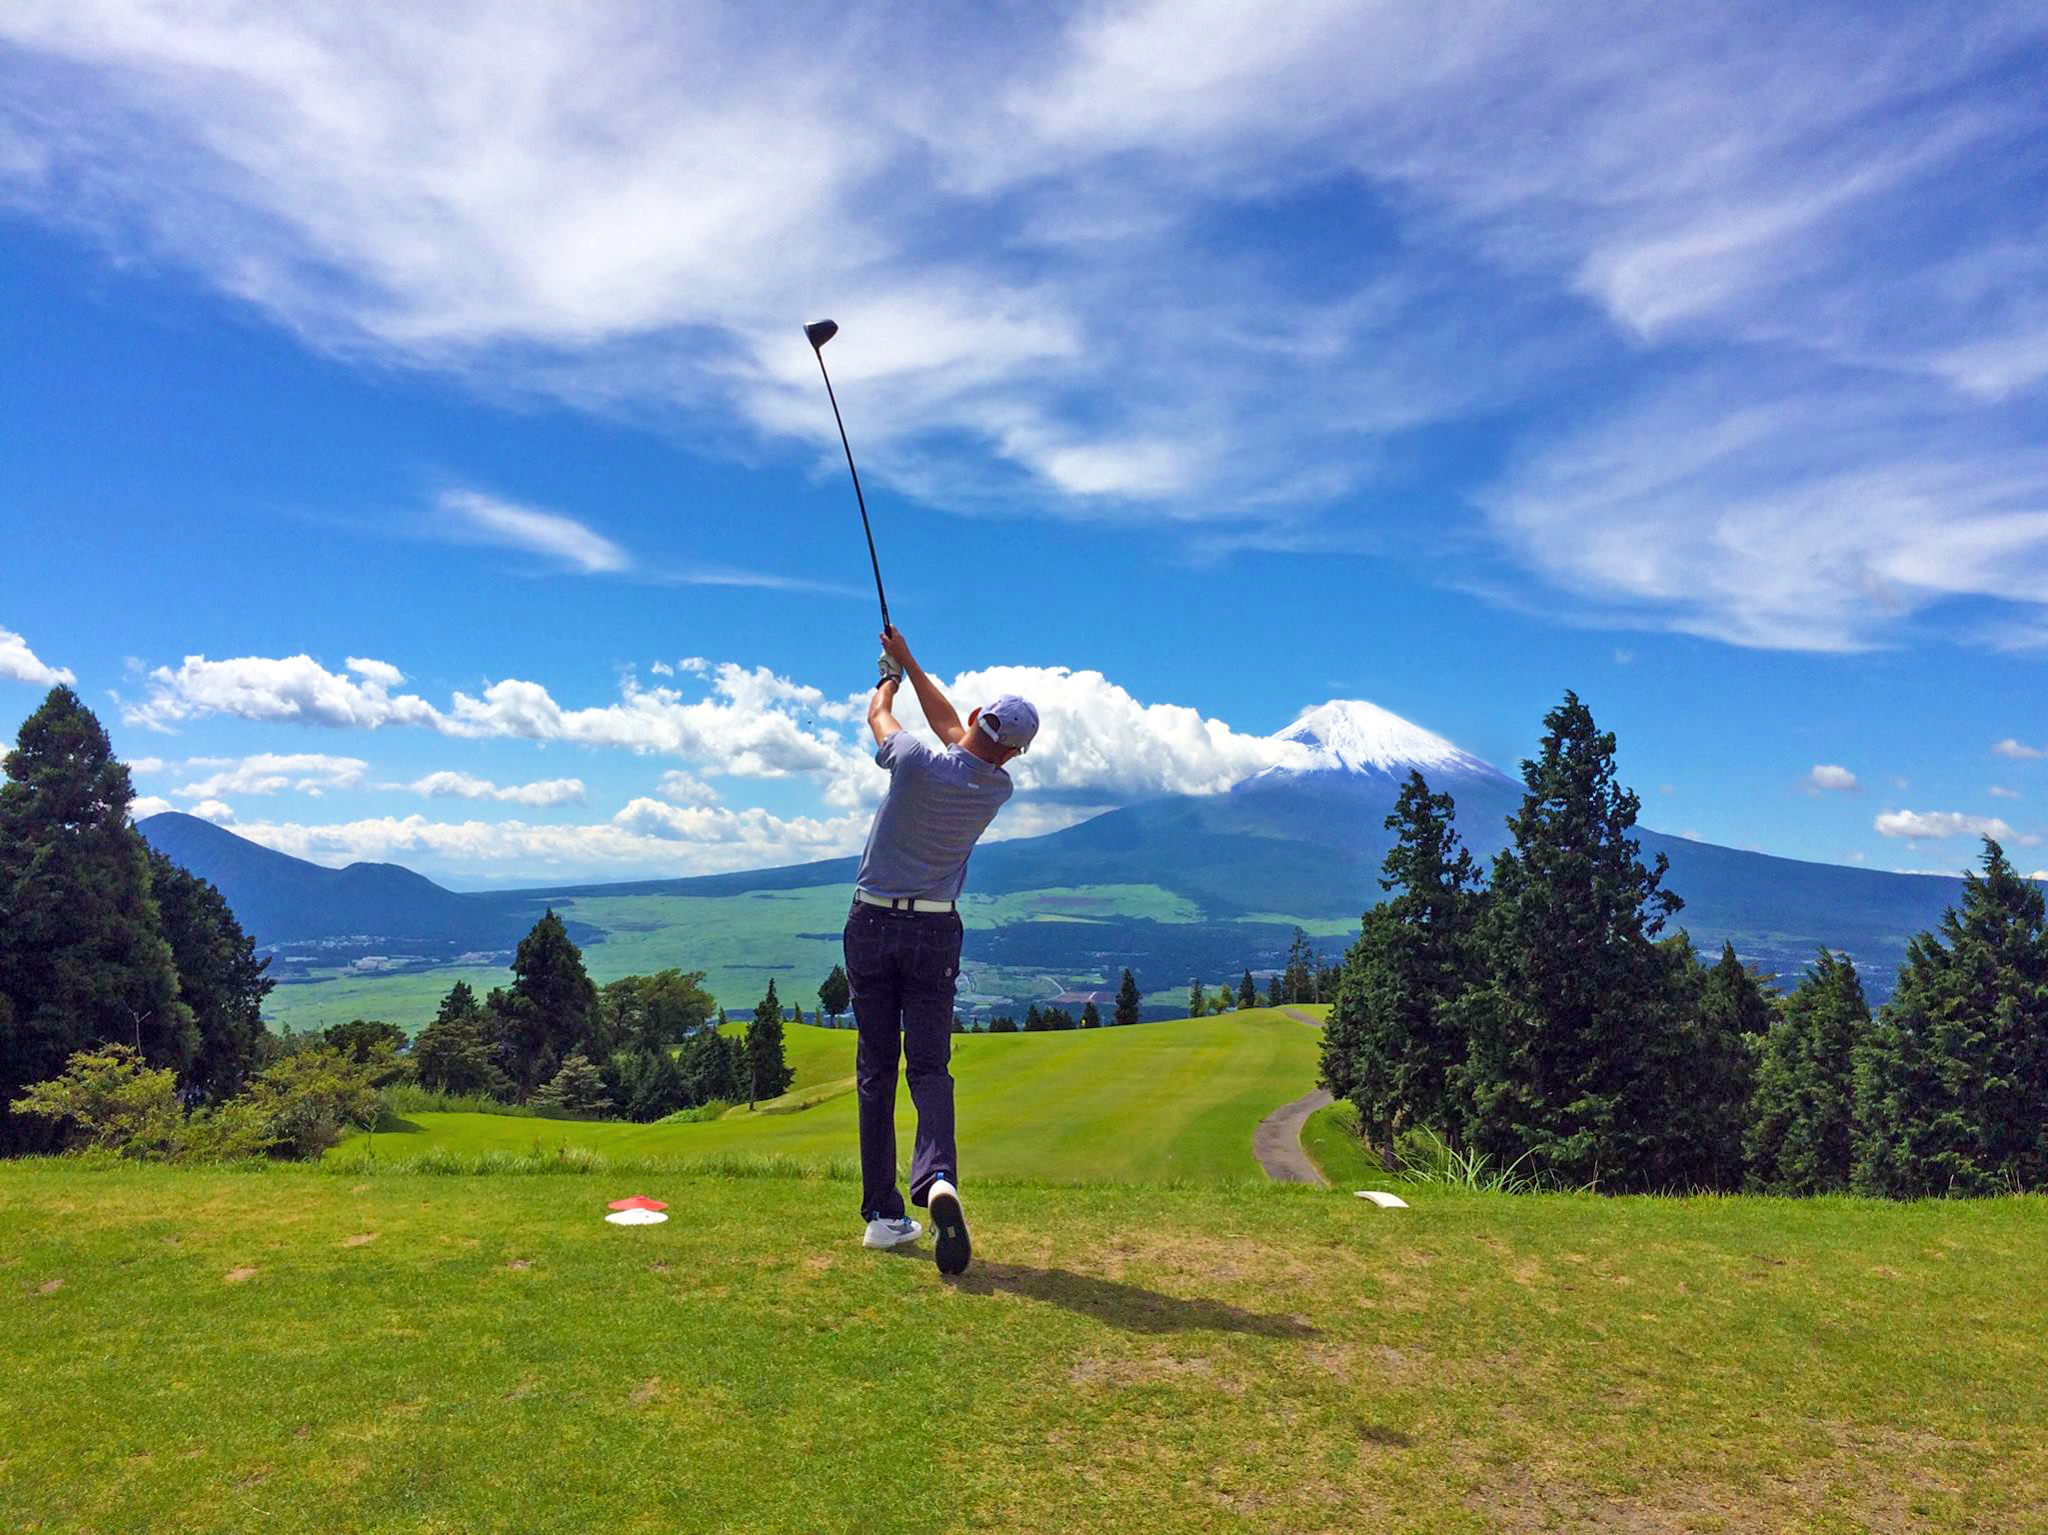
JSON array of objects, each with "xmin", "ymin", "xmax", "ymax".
[{"xmin": 848, "ymin": 625, "xmax": 1036, "ymax": 1275}]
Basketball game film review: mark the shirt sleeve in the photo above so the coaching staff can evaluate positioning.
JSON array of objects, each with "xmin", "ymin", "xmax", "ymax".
[{"xmin": 874, "ymin": 729, "xmax": 932, "ymax": 774}]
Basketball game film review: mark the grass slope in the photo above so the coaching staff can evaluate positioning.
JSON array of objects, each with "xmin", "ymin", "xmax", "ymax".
[
  {"xmin": 5, "ymin": 1162, "xmax": 2043, "ymax": 1532},
  {"xmin": 338, "ymin": 1013, "xmax": 1321, "ymax": 1187}
]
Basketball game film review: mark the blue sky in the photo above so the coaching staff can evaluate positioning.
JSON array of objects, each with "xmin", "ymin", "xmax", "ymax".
[{"xmin": 3, "ymin": 2, "xmax": 2046, "ymax": 885}]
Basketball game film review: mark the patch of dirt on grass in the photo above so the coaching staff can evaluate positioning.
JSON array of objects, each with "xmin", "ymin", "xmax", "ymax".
[
  {"xmin": 1067, "ymin": 1354, "xmax": 1225, "ymax": 1391},
  {"xmin": 342, "ymin": 1233, "xmax": 378, "ymax": 1248},
  {"xmin": 38, "ymin": 1277, "xmax": 64, "ymax": 1294},
  {"xmin": 504, "ymin": 1258, "xmax": 532, "ymax": 1271},
  {"xmin": 648, "ymin": 1261, "xmax": 671, "ymax": 1274},
  {"xmin": 505, "ymin": 1375, "xmax": 540, "ymax": 1402},
  {"xmin": 1357, "ymin": 1422, "xmax": 1413, "ymax": 1448},
  {"xmin": 223, "ymin": 1266, "xmax": 258, "ymax": 1283},
  {"xmin": 629, "ymin": 1376, "xmax": 664, "ymax": 1406}
]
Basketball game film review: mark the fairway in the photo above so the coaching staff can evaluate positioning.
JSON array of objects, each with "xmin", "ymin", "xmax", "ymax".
[
  {"xmin": 340, "ymin": 1012, "xmax": 1322, "ymax": 1186},
  {"xmin": 6, "ymin": 1162, "xmax": 2044, "ymax": 1533}
]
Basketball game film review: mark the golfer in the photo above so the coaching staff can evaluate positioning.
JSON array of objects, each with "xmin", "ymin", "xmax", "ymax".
[{"xmin": 848, "ymin": 625, "xmax": 1036, "ymax": 1275}]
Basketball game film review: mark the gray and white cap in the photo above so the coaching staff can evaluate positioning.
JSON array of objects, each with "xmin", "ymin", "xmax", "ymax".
[{"xmin": 976, "ymin": 694, "xmax": 1039, "ymax": 753}]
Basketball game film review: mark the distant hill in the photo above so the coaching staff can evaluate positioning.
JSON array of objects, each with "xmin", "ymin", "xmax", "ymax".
[
  {"xmin": 136, "ymin": 812, "xmax": 581, "ymax": 970},
  {"xmin": 141, "ymin": 700, "xmax": 1970, "ymax": 1004}
]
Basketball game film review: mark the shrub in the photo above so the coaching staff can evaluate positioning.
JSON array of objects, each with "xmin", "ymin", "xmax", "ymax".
[{"xmin": 7, "ymin": 1044, "xmax": 184, "ymax": 1158}]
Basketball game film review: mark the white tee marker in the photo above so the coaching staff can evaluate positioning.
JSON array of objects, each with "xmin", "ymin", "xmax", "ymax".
[{"xmin": 1354, "ymin": 1190, "xmax": 1409, "ymax": 1209}]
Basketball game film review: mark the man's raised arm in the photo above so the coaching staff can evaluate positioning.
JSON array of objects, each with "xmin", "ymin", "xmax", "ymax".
[{"xmin": 881, "ymin": 626, "xmax": 967, "ymax": 746}]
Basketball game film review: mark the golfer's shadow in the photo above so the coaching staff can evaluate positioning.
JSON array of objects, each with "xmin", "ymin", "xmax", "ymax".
[{"xmin": 942, "ymin": 1261, "xmax": 1318, "ymax": 1339}]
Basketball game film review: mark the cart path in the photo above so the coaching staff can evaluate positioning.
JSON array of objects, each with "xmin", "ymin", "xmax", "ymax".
[{"xmin": 1254, "ymin": 1087, "xmax": 1333, "ymax": 1184}]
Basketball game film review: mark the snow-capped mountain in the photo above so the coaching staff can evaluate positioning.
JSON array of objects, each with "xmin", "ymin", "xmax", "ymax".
[{"xmin": 1248, "ymin": 698, "xmax": 1512, "ymax": 787}]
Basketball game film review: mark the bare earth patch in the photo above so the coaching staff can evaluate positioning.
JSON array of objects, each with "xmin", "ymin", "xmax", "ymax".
[
  {"xmin": 504, "ymin": 1258, "xmax": 532, "ymax": 1271},
  {"xmin": 629, "ymin": 1376, "xmax": 663, "ymax": 1406},
  {"xmin": 342, "ymin": 1233, "xmax": 378, "ymax": 1248},
  {"xmin": 223, "ymin": 1267, "xmax": 258, "ymax": 1283},
  {"xmin": 38, "ymin": 1277, "xmax": 64, "ymax": 1294}
]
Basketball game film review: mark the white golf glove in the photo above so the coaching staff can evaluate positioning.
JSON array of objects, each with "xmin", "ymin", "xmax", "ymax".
[{"xmin": 877, "ymin": 651, "xmax": 905, "ymax": 685}]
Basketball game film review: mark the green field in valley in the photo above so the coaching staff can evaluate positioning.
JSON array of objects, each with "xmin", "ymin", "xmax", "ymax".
[
  {"xmin": 7, "ymin": 1160, "xmax": 2044, "ymax": 1533},
  {"xmin": 261, "ymin": 882, "xmax": 1228, "ymax": 1035},
  {"xmin": 336, "ymin": 1012, "xmax": 1324, "ymax": 1188}
]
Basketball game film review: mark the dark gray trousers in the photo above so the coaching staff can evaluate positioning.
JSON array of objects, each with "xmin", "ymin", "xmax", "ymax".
[{"xmin": 843, "ymin": 901, "xmax": 962, "ymax": 1221}]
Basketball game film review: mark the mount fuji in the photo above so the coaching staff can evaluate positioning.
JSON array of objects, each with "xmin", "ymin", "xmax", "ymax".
[{"xmin": 141, "ymin": 697, "xmax": 1969, "ymax": 1015}]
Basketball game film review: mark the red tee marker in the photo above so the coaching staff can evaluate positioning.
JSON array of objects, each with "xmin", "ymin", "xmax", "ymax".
[{"xmin": 607, "ymin": 1196, "xmax": 668, "ymax": 1212}]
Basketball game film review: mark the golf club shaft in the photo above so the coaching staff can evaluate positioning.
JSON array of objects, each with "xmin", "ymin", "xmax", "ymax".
[{"xmin": 813, "ymin": 349, "xmax": 890, "ymax": 633}]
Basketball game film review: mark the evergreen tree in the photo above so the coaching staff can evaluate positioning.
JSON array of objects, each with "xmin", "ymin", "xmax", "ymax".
[
  {"xmin": 1238, "ymin": 971, "xmax": 1257, "ymax": 1011},
  {"xmin": 819, "ymin": 964, "xmax": 851, "ymax": 1025},
  {"xmin": 1046, "ymin": 1006, "xmax": 1078, "ymax": 1030},
  {"xmin": 745, "ymin": 981, "xmax": 794, "ymax": 1105},
  {"xmin": 1456, "ymin": 692, "xmax": 1705, "ymax": 1191},
  {"xmin": 1853, "ymin": 839, "xmax": 2048, "ymax": 1197},
  {"xmin": 680, "ymin": 1026, "xmax": 741, "ymax": 1105},
  {"xmin": 1703, "ymin": 943, "xmax": 1777, "ymax": 1038},
  {"xmin": 593, "ymin": 976, "xmax": 644, "ymax": 1060},
  {"xmin": 625, "ymin": 1047, "xmax": 689, "ymax": 1121},
  {"xmin": 530, "ymin": 1051, "xmax": 612, "ymax": 1115},
  {"xmin": 952, "ymin": 1012, "xmax": 966, "ymax": 1034},
  {"xmin": 988, "ymin": 1014, "xmax": 1018, "ymax": 1034},
  {"xmin": 1081, "ymin": 1001, "xmax": 1102, "ymax": 1029},
  {"xmin": 1322, "ymin": 771, "xmax": 1485, "ymax": 1166},
  {"xmin": 1187, "ymin": 980, "xmax": 1207, "ymax": 1018},
  {"xmin": 1746, "ymin": 949, "xmax": 1869, "ymax": 1193},
  {"xmin": 1212, "ymin": 983, "xmax": 1233, "ymax": 1013},
  {"xmin": 146, "ymin": 848, "xmax": 273, "ymax": 1103},
  {"xmin": 1024, "ymin": 1004, "xmax": 1048, "ymax": 1032},
  {"xmin": 413, "ymin": 981, "xmax": 507, "ymax": 1098},
  {"xmin": 1282, "ymin": 930, "xmax": 1317, "ymax": 1005},
  {"xmin": 323, "ymin": 1019, "xmax": 408, "ymax": 1063},
  {"xmin": 1114, "ymin": 969, "xmax": 1142, "ymax": 1028},
  {"xmin": 501, "ymin": 910, "xmax": 598, "ymax": 1101},
  {"xmin": 0, "ymin": 688, "xmax": 190, "ymax": 1151}
]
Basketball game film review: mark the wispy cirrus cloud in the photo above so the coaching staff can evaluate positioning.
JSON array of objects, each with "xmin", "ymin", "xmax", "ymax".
[
  {"xmin": 439, "ymin": 489, "xmax": 628, "ymax": 574},
  {"xmin": 3, "ymin": 3, "xmax": 2045, "ymax": 649},
  {"xmin": 1994, "ymin": 738, "xmax": 2047, "ymax": 760}
]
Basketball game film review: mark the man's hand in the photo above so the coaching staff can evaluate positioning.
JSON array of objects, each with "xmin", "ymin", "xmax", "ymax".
[
  {"xmin": 881, "ymin": 625, "xmax": 914, "ymax": 669},
  {"xmin": 877, "ymin": 649, "xmax": 904, "ymax": 686}
]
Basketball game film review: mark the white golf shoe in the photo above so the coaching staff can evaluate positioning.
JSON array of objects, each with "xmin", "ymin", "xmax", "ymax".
[
  {"xmin": 862, "ymin": 1215, "xmax": 922, "ymax": 1250},
  {"xmin": 928, "ymin": 1179, "xmax": 970, "ymax": 1276}
]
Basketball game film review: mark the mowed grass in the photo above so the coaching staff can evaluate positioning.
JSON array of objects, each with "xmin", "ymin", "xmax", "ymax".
[
  {"xmin": 337, "ymin": 1013, "xmax": 1321, "ymax": 1187},
  {"xmin": 5, "ymin": 1162, "xmax": 2044, "ymax": 1533}
]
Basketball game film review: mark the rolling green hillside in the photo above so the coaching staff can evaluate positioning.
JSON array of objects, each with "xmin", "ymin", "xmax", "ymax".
[{"xmin": 336, "ymin": 1012, "xmax": 1323, "ymax": 1186}]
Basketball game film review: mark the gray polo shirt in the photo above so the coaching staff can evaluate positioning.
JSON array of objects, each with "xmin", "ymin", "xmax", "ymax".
[{"xmin": 855, "ymin": 729, "xmax": 1013, "ymax": 901}]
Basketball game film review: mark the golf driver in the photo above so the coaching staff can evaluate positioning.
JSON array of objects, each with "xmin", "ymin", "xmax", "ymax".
[{"xmin": 805, "ymin": 319, "xmax": 892, "ymax": 639}]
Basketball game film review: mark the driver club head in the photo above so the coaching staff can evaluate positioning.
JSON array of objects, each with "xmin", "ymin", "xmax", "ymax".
[{"xmin": 804, "ymin": 319, "xmax": 839, "ymax": 350}]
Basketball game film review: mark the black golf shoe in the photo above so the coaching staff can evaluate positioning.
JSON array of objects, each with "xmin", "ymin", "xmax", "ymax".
[{"xmin": 928, "ymin": 1178, "xmax": 970, "ymax": 1276}]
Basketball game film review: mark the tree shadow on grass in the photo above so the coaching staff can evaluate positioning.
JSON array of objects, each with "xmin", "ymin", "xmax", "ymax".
[{"xmin": 943, "ymin": 1262, "xmax": 1319, "ymax": 1339}]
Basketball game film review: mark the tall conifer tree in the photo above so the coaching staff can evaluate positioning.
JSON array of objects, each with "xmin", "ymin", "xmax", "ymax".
[
  {"xmin": 1746, "ymin": 949, "xmax": 1869, "ymax": 1193},
  {"xmin": 0, "ymin": 688, "xmax": 190, "ymax": 1149},
  {"xmin": 1853, "ymin": 839, "xmax": 2048, "ymax": 1196}
]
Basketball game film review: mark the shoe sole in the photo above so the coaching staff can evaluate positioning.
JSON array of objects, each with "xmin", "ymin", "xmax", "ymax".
[
  {"xmin": 930, "ymin": 1188, "xmax": 970, "ymax": 1275},
  {"xmin": 864, "ymin": 1224, "xmax": 920, "ymax": 1250}
]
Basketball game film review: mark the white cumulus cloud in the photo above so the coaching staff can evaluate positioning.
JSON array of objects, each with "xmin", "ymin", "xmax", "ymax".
[
  {"xmin": 129, "ymin": 794, "xmax": 173, "ymax": 819},
  {"xmin": 655, "ymin": 770, "xmax": 718, "ymax": 806},
  {"xmin": 0, "ymin": 626, "xmax": 75, "ymax": 687},
  {"xmin": 176, "ymin": 753, "xmax": 369, "ymax": 799},
  {"xmin": 1873, "ymin": 809, "xmax": 2014, "ymax": 841},
  {"xmin": 1993, "ymin": 738, "xmax": 2047, "ymax": 760},
  {"xmin": 403, "ymin": 771, "xmax": 586, "ymax": 807},
  {"xmin": 1805, "ymin": 764, "xmax": 1859, "ymax": 793},
  {"xmin": 188, "ymin": 799, "xmax": 236, "ymax": 824}
]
